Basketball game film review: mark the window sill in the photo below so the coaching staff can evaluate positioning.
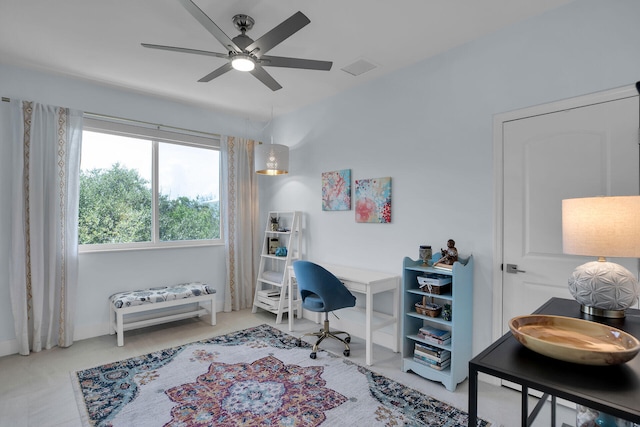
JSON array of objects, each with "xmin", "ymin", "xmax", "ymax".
[{"xmin": 79, "ymin": 240, "xmax": 224, "ymax": 254}]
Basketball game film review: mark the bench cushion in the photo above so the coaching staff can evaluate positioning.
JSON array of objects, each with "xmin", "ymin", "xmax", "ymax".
[{"xmin": 110, "ymin": 282, "xmax": 215, "ymax": 309}]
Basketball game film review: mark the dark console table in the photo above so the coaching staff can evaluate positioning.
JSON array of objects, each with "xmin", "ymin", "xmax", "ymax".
[{"xmin": 468, "ymin": 297, "xmax": 640, "ymax": 426}]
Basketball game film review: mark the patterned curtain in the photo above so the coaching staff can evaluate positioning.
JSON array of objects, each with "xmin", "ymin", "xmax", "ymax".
[
  {"xmin": 221, "ymin": 136, "xmax": 260, "ymax": 311},
  {"xmin": 8, "ymin": 100, "xmax": 82, "ymax": 355}
]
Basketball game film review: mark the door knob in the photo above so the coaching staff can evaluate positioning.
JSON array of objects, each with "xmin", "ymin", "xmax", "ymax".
[{"xmin": 506, "ymin": 264, "xmax": 526, "ymax": 274}]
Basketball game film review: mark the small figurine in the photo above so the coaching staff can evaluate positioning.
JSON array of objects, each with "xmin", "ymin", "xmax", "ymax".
[
  {"xmin": 439, "ymin": 239, "xmax": 458, "ymax": 265},
  {"xmin": 443, "ymin": 304, "xmax": 452, "ymax": 321},
  {"xmin": 269, "ymin": 216, "xmax": 279, "ymax": 231}
]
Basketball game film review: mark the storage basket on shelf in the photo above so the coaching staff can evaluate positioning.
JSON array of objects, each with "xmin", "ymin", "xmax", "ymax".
[
  {"xmin": 417, "ymin": 275, "xmax": 452, "ymax": 295},
  {"xmin": 415, "ymin": 296, "xmax": 442, "ymax": 317}
]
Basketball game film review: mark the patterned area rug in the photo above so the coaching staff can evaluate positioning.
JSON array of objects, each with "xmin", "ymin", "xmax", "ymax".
[{"xmin": 72, "ymin": 324, "xmax": 490, "ymax": 426}]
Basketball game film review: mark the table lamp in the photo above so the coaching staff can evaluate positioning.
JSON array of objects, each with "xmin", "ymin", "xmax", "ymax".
[{"xmin": 562, "ymin": 196, "xmax": 640, "ymax": 318}]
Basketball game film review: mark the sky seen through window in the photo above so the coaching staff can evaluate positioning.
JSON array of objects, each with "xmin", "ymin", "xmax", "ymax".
[{"xmin": 81, "ymin": 131, "xmax": 220, "ymax": 202}]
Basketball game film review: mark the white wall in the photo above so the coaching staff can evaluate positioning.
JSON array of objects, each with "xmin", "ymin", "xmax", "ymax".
[
  {"xmin": 261, "ymin": 0, "xmax": 640, "ymax": 355},
  {"xmin": 0, "ymin": 63, "xmax": 266, "ymax": 354}
]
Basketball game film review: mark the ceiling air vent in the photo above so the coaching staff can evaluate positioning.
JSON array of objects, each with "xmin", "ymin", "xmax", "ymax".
[{"xmin": 341, "ymin": 59, "xmax": 377, "ymax": 77}]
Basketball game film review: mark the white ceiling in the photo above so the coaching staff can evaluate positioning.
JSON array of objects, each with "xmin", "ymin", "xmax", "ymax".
[{"xmin": 0, "ymin": 0, "xmax": 573, "ymax": 121}]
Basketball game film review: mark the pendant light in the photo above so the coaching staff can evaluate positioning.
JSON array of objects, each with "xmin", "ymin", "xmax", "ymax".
[
  {"xmin": 255, "ymin": 108, "xmax": 289, "ymax": 175},
  {"xmin": 255, "ymin": 141, "xmax": 289, "ymax": 175}
]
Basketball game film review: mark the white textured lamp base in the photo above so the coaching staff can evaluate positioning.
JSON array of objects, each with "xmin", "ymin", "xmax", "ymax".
[{"xmin": 568, "ymin": 261, "xmax": 639, "ymax": 319}]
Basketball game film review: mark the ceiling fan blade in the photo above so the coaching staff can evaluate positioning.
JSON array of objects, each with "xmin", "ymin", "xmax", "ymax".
[
  {"xmin": 261, "ymin": 55, "xmax": 332, "ymax": 71},
  {"xmin": 141, "ymin": 43, "xmax": 228, "ymax": 59},
  {"xmin": 250, "ymin": 65, "xmax": 282, "ymax": 91},
  {"xmin": 246, "ymin": 11, "xmax": 310, "ymax": 56},
  {"xmin": 178, "ymin": 0, "xmax": 241, "ymax": 52},
  {"xmin": 198, "ymin": 62, "xmax": 234, "ymax": 82}
]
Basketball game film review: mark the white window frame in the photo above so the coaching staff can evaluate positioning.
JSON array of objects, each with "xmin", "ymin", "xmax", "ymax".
[{"xmin": 80, "ymin": 116, "xmax": 223, "ymax": 252}]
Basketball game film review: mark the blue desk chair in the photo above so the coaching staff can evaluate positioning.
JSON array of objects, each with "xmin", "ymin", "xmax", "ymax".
[{"xmin": 293, "ymin": 260, "xmax": 356, "ymax": 359}]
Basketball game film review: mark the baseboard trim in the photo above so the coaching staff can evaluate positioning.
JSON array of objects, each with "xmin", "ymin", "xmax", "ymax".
[
  {"xmin": 0, "ymin": 304, "xmax": 223, "ymax": 357},
  {"xmin": 0, "ymin": 338, "xmax": 19, "ymax": 357}
]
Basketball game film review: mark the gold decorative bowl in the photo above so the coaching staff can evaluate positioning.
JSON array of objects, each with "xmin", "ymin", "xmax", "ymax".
[{"xmin": 509, "ymin": 315, "xmax": 640, "ymax": 365}]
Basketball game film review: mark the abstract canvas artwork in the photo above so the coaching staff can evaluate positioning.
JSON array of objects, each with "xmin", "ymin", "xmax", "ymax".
[
  {"xmin": 322, "ymin": 169, "xmax": 351, "ymax": 211},
  {"xmin": 355, "ymin": 177, "xmax": 392, "ymax": 223}
]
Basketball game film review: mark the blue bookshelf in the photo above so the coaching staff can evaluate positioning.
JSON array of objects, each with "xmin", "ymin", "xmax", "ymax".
[{"xmin": 401, "ymin": 254, "xmax": 474, "ymax": 391}]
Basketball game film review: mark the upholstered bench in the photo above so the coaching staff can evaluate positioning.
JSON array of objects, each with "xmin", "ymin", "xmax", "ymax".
[{"xmin": 109, "ymin": 282, "xmax": 216, "ymax": 346}]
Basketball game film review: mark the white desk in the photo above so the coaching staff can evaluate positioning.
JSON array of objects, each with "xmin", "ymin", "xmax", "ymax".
[{"xmin": 287, "ymin": 263, "xmax": 400, "ymax": 366}]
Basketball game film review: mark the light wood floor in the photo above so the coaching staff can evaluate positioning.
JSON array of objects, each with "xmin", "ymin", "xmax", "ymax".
[{"xmin": 0, "ymin": 309, "xmax": 574, "ymax": 427}]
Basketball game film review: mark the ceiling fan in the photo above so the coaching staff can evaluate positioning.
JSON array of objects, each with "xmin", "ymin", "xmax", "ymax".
[{"xmin": 142, "ymin": 0, "xmax": 333, "ymax": 91}]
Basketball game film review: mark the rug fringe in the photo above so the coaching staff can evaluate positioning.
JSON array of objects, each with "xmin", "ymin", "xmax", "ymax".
[{"xmin": 70, "ymin": 370, "xmax": 93, "ymax": 427}]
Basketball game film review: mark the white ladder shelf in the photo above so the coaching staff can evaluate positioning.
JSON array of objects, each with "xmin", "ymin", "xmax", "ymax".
[{"xmin": 252, "ymin": 211, "xmax": 302, "ymax": 324}]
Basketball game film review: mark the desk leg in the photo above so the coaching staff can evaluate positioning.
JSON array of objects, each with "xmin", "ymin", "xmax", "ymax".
[
  {"xmin": 365, "ymin": 289, "xmax": 373, "ymax": 366},
  {"xmin": 288, "ymin": 276, "xmax": 294, "ymax": 332},
  {"xmin": 393, "ymin": 285, "xmax": 400, "ymax": 352},
  {"xmin": 468, "ymin": 367, "xmax": 478, "ymax": 426},
  {"xmin": 521, "ymin": 385, "xmax": 528, "ymax": 427}
]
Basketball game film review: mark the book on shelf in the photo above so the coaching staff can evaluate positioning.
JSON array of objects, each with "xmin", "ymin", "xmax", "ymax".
[
  {"xmin": 414, "ymin": 349, "xmax": 450, "ymax": 364},
  {"xmin": 414, "ymin": 343, "xmax": 450, "ymax": 362},
  {"xmin": 420, "ymin": 337, "xmax": 450, "ymax": 346},
  {"xmin": 417, "ymin": 332, "xmax": 451, "ymax": 346},
  {"xmin": 414, "ymin": 351, "xmax": 451, "ymax": 365},
  {"xmin": 433, "ymin": 261, "xmax": 453, "ymax": 271},
  {"xmin": 418, "ymin": 325, "xmax": 451, "ymax": 341},
  {"xmin": 414, "ymin": 342, "xmax": 447, "ymax": 356},
  {"xmin": 257, "ymin": 289, "xmax": 280, "ymax": 298},
  {"xmin": 413, "ymin": 353, "xmax": 451, "ymax": 370},
  {"xmin": 414, "ymin": 341, "xmax": 443, "ymax": 353},
  {"xmin": 415, "ymin": 359, "xmax": 450, "ymax": 371}
]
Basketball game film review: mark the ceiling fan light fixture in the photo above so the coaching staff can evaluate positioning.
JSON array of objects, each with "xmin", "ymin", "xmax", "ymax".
[
  {"xmin": 143, "ymin": 5, "xmax": 332, "ymax": 90},
  {"xmin": 231, "ymin": 53, "xmax": 255, "ymax": 72}
]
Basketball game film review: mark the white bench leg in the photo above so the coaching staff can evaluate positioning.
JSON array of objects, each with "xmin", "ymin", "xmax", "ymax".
[
  {"xmin": 210, "ymin": 294, "xmax": 217, "ymax": 326},
  {"xmin": 109, "ymin": 303, "xmax": 116, "ymax": 335},
  {"xmin": 117, "ymin": 311, "xmax": 124, "ymax": 347}
]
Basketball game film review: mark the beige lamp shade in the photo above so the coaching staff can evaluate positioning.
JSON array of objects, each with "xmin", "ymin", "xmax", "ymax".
[
  {"xmin": 562, "ymin": 195, "xmax": 640, "ymax": 258},
  {"xmin": 255, "ymin": 143, "xmax": 289, "ymax": 175},
  {"xmin": 562, "ymin": 195, "xmax": 640, "ymax": 317}
]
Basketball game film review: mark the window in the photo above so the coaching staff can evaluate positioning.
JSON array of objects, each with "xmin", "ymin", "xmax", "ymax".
[{"xmin": 79, "ymin": 117, "xmax": 221, "ymax": 251}]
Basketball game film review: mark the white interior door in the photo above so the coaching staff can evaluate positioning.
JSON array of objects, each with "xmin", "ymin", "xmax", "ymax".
[{"xmin": 499, "ymin": 92, "xmax": 639, "ymax": 333}]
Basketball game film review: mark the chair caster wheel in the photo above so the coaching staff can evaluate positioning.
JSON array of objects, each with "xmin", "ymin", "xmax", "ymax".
[
  {"xmin": 343, "ymin": 349, "xmax": 350, "ymax": 357},
  {"xmin": 296, "ymin": 339, "xmax": 302, "ymax": 347},
  {"xmin": 310, "ymin": 352, "xmax": 317, "ymax": 359},
  {"xmin": 345, "ymin": 336, "xmax": 351, "ymax": 343}
]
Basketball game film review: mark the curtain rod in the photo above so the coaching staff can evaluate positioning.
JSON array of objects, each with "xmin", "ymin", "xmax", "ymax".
[
  {"xmin": 1, "ymin": 97, "xmax": 220, "ymax": 138},
  {"xmin": 84, "ymin": 112, "xmax": 221, "ymax": 138}
]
